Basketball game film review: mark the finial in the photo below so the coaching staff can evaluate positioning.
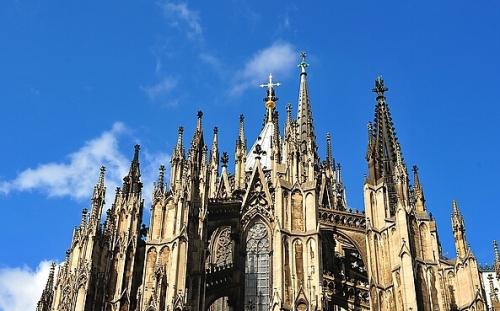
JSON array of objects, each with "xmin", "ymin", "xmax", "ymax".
[
  {"xmin": 221, "ymin": 152, "xmax": 229, "ymax": 167},
  {"xmin": 452, "ymin": 199, "xmax": 459, "ymax": 214},
  {"xmin": 158, "ymin": 165, "xmax": 165, "ymax": 188},
  {"xmin": 80, "ymin": 208, "xmax": 88, "ymax": 227},
  {"xmin": 260, "ymin": 74, "xmax": 281, "ymax": 122},
  {"xmin": 133, "ymin": 144, "xmax": 140, "ymax": 161},
  {"xmin": 298, "ymin": 52, "xmax": 309, "ymax": 74},
  {"xmin": 372, "ymin": 76, "xmax": 388, "ymax": 100},
  {"xmin": 176, "ymin": 126, "xmax": 184, "ymax": 149},
  {"xmin": 286, "ymin": 103, "xmax": 293, "ymax": 126},
  {"xmin": 213, "ymin": 126, "xmax": 218, "ymax": 135},
  {"xmin": 98, "ymin": 166, "xmax": 106, "ymax": 187},
  {"xmin": 494, "ymin": 240, "xmax": 500, "ymax": 260},
  {"xmin": 239, "ymin": 114, "xmax": 244, "ymax": 123},
  {"xmin": 196, "ymin": 111, "xmax": 203, "ymax": 131}
]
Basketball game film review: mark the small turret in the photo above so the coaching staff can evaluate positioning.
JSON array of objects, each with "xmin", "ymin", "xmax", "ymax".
[
  {"xmin": 412, "ymin": 165, "xmax": 425, "ymax": 211},
  {"xmin": 451, "ymin": 200, "xmax": 467, "ymax": 258},
  {"xmin": 122, "ymin": 145, "xmax": 142, "ymax": 195},
  {"xmin": 208, "ymin": 127, "xmax": 219, "ymax": 197},
  {"xmin": 235, "ymin": 114, "xmax": 247, "ymax": 189},
  {"xmin": 171, "ymin": 126, "xmax": 185, "ymax": 191}
]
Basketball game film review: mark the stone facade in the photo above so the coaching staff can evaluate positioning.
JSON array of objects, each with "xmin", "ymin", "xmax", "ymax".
[{"xmin": 37, "ymin": 55, "xmax": 491, "ymax": 311}]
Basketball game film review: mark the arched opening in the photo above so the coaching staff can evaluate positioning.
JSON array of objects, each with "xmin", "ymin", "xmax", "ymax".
[
  {"xmin": 207, "ymin": 296, "xmax": 229, "ymax": 311},
  {"xmin": 244, "ymin": 220, "xmax": 270, "ymax": 310}
]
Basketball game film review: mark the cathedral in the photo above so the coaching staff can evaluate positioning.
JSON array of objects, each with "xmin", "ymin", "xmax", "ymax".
[{"xmin": 36, "ymin": 54, "xmax": 497, "ymax": 311}]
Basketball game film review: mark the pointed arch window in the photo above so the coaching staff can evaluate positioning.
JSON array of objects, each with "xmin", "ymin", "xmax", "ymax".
[{"xmin": 245, "ymin": 221, "xmax": 270, "ymax": 310}]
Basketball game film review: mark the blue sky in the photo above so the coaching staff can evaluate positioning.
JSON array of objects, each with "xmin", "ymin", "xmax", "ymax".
[{"xmin": 1, "ymin": 1, "xmax": 500, "ymax": 310}]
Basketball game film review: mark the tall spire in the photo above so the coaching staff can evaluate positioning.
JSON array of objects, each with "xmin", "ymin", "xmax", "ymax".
[
  {"xmin": 122, "ymin": 145, "xmax": 142, "ymax": 194},
  {"xmin": 368, "ymin": 76, "xmax": 400, "ymax": 179},
  {"xmin": 296, "ymin": 52, "xmax": 315, "ymax": 143},
  {"xmin": 366, "ymin": 76, "xmax": 404, "ymax": 215}
]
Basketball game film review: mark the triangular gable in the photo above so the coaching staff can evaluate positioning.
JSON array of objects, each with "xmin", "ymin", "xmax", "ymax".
[
  {"xmin": 215, "ymin": 169, "xmax": 231, "ymax": 199},
  {"xmin": 241, "ymin": 160, "xmax": 273, "ymax": 209}
]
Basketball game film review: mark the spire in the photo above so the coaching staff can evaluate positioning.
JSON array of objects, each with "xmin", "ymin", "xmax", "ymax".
[
  {"xmin": 368, "ymin": 76, "xmax": 400, "ymax": 179},
  {"xmin": 191, "ymin": 111, "xmax": 205, "ymax": 149},
  {"xmin": 366, "ymin": 76, "xmax": 403, "ymax": 215},
  {"xmin": 235, "ymin": 114, "xmax": 247, "ymax": 189},
  {"xmin": 89, "ymin": 166, "xmax": 106, "ymax": 226},
  {"xmin": 412, "ymin": 165, "xmax": 425, "ymax": 211},
  {"xmin": 260, "ymin": 74, "xmax": 281, "ymax": 123},
  {"xmin": 158, "ymin": 165, "xmax": 166, "ymax": 191},
  {"xmin": 80, "ymin": 207, "xmax": 88, "ymax": 228},
  {"xmin": 238, "ymin": 114, "xmax": 246, "ymax": 149},
  {"xmin": 122, "ymin": 145, "xmax": 142, "ymax": 194},
  {"xmin": 326, "ymin": 133, "xmax": 334, "ymax": 169},
  {"xmin": 451, "ymin": 200, "xmax": 467, "ymax": 258},
  {"xmin": 174, "ymin": 126, "xmax": 185, "ymax": 159},
  {"xmin": 208, "ymin": 128, "xmax": 219, "ymax": 197},
  {"xmin": 494, "ymin": 240, "xmax": 500, "ymax": 276},
  {"xmin": 296, "ymin": 52, "xmax": 315, "ymax": 143},
  {"xmin": 210, "ymin": 127, "xmax": 219, "ymax": 166},
  {"xmin": 36, "ymin": 262, "xmax": 56, "ymax": 311},
  {"xmin": 336, "ymin": 163, "xmax": 343, "ymax": 189},
  {"xmin": 271, "ymin": 111, "xmax": 281, "ymax": 166}
]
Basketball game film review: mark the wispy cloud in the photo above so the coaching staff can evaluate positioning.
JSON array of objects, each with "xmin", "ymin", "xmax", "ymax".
[
  {"xmin": 159, "ymin": 2, "xmax": 202, "ymax": 40},
  {"xmin": 140, "ymin": 77, "xmax": 178, "ymax": 102},
  {"xmin": 231, "ymin": 42, "xmax": 297, "ymax": 96},
  {"xmin": 0, "ymin": 123, "xmax": 172, "ymax": 203},
  {"xmin": 0, "ymin": 261, "xmax": 53, "ymax": 311},
  {"xmin": 0, "ymin": 123, "xmax": 130, "ymax": 200}
]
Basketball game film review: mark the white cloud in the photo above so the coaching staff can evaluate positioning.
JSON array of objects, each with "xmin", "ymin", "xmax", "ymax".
[
  {"xmin": 0, "ymin": 261, "xmax": 53, "ymax": 311},
  {"xmin": 231, "ymin": 42, "xmax": 297, "ymax": 96},
  {"xmin": 140, "ymin": 77, "xmax": 178, "ymax": 102},
  {"xmin": 0, "ymin": 123, "xmax": 130, "ymax": 200},
  {"xmin": 160, "ymin": 2, "xmax": 202, "ymax": 39},
  {"xmin": 0, "ymin": 122, "xmax": 173, "ymax": 209}
]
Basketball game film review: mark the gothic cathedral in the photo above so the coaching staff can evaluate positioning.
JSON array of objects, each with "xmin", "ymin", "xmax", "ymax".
[{"xmin": 37, "ymin": 54, "xmax": 491, "ymax": 311}]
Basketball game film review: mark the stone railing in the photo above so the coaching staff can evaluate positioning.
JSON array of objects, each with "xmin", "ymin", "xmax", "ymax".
[{"xmin": 319, "ymin": 208, "xmax": 367, "ymax": 232}]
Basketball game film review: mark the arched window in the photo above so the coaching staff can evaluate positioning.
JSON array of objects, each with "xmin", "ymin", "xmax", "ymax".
[{"xmin": 245, "ymin": 221, "xmax": 270, "ymax": 310}]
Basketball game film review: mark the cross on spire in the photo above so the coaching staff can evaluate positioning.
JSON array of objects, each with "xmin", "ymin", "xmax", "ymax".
[
  {"xmin": 372, "ymin": 76, "xmax": 388, "ymax": 99},
  {"xmin": 298, "ymin": 52, "xmax": 309, "ymax": 73},
  {"xmin": 260, "ymin": 73, "xmax": 281, "ymax": 104}
]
